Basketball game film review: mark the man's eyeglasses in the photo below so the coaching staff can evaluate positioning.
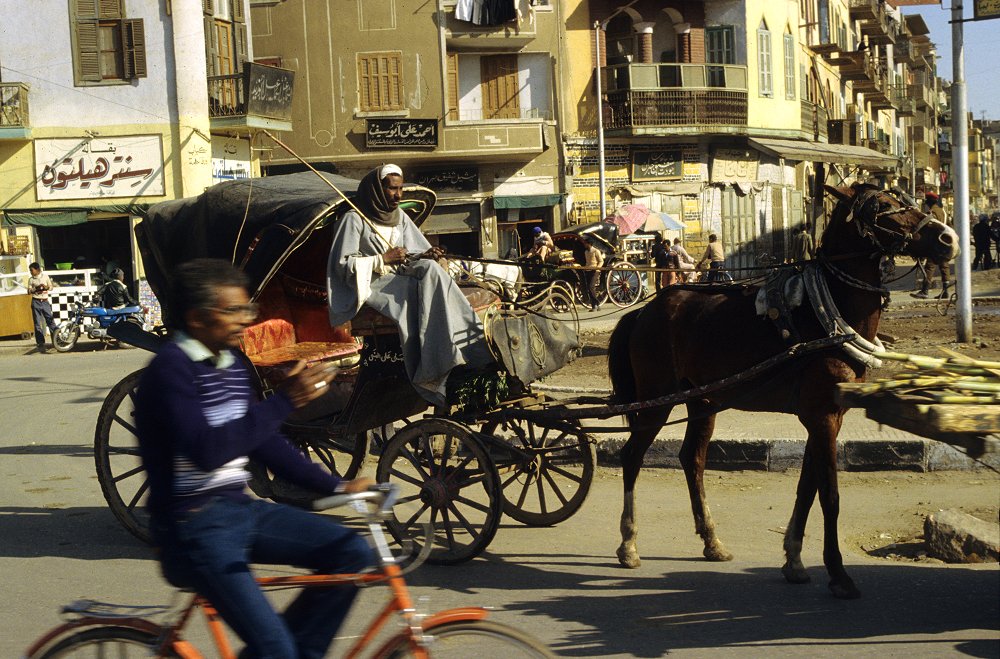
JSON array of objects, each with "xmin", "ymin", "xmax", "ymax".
[{"xmin": 206, "ymin": 303, "xmax": 259, "ymax": 320}]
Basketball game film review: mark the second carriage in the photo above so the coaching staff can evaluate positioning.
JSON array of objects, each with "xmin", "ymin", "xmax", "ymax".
[{"xmin": 95, "ymin": 172, "xmax": 595, "ymax": 565}]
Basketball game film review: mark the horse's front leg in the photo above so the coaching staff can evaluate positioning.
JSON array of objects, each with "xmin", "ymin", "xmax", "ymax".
[
  {"xmin": 790, "ymin": 409, "xmax": 860, "ymax": 599},
  {"xmin": 781, "ymin": 449, "xmax": 817, "ymax": 584},
  {"xmin": 617, "ymin": 408, "xmax": 669, "ymax": 569},
  {"xmin": 679, "ymin": 404, "xmax": 732, "ymax": 561}
]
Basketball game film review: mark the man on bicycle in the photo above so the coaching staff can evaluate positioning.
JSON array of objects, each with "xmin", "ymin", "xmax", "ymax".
[{"xmin": 135, "ymin": 258, "xmax": 374, "ymax": 659}]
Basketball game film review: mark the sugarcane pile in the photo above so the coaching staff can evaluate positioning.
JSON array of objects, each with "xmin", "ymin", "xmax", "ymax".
[{"xmin": 837, "ymin": 349, "xmax": 1000, "ymax": 457}]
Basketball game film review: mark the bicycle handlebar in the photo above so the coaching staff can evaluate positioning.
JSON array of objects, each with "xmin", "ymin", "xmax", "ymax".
[{"xmin": 312, "ymin": 483, "xmax": 398, "ymax": 516}]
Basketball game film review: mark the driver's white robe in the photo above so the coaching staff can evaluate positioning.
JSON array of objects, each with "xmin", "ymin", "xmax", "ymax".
[{"xmin": 327, "ymin": 209, "xmax": 491, "ymax": 405}]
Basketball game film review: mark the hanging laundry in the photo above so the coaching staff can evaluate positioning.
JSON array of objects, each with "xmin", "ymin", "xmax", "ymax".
[
  {"xmin": 454, "ymin": 0, "xmax": 483, "ymax": 25},
  {"xmin": 481, "ymin": 0, "xmax": 516, "ymax": 25}
]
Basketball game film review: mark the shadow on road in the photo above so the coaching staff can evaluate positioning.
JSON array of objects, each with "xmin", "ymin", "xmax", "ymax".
[{"xmin": 0, "ymin": 506, "xmax": 151, "ymax": 560}]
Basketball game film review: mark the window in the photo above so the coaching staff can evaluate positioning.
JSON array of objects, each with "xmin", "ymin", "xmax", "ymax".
[
  {"xmin": 481, "ymin": 55, "xmax": 520, "ymax": 119},
  {"xmin": 783, "ymin": 32, "xmax": 795, "ymax": 100},
  {"xmin": 357, "ymin": 52, "xmax": 404, "ymax": 112},
  {"xmin": 204, "ymin": 0, "xmax": 247, "ymax": 115},
  {"xmin": 706, "ymin": 26, "xmax": 735, "ymax": 88},
  {"xmin": 71, "ymin": 0, "xmax": 146, "ymax": 84},
  {"xmin": 446, "ymin": 52, "xmax": 549, "ymax": 122},
  {"xmin": 757, "ymin": 20, "xmax": 772, "ymax": 97}
]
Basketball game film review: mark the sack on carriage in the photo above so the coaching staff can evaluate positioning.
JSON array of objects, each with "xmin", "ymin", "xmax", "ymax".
[{"xmin": 486, "ymin": 311, "xmax": 579, "ymax": 385}]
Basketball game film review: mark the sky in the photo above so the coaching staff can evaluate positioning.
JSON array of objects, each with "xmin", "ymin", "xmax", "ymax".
[{"xmin": 899, "ymin": 2, "xmax": 999, "ymax": 120}]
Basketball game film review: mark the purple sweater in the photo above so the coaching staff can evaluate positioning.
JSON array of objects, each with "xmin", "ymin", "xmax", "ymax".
[{"xmin": 135, "ymin": 341, "xmax": 341, "ymax": 520}]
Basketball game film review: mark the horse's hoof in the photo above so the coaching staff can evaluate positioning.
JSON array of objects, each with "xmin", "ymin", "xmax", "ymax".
[
  {"xmin": 703, "ymin": 544, "xmax": 733, "ymax": 562},
  {"xmin": 781, "ymin": 562, "xmax": 810, "ymax": 584},
  {"xmin": 829, "ymin": 578, "xmax": 861, "ymax": 600},
  {"xmin": 616, "ymin": 546, "xmax": 641, "ymax": 569}
]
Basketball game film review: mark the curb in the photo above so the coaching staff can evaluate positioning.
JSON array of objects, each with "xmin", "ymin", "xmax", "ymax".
[{"xmin": 592, "ymin": 436, "xmax": 1000, "ymax": 473}]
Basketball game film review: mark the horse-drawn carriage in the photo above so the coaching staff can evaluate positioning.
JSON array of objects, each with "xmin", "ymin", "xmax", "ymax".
[
  {"xmin": 516, "ymin": 221, "xmax": 646, "ymax": 309},
  {"xmin": 95, "ymin": 172, "xmax": 594, "ymax": 565}
]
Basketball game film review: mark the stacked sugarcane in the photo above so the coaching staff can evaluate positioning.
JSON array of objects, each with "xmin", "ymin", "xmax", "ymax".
[{"xmin": 843, "ymin": 350, "xmax": 1000, "ymax": 404}]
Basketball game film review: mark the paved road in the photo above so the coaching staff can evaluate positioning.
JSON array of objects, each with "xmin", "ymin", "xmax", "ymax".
[{"xmin": 2, "ymin": 348, "xmax": 998, "ymax": 657}]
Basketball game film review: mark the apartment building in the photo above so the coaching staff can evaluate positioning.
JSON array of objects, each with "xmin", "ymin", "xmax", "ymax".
[
  {"xmin": 0, "ymin": 0, "xmax": 289, "ymax": 325},
  {"xmin": 249, "ymin": 0, "xmax": 564, "ymax": 258}
]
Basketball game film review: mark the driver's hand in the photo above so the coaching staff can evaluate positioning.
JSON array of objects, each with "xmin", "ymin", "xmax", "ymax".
[
  {"xmin": 421, "ymin": 246, "xmax": 446, "ymax": 260},
  {"xmin": 339, "ymin": 477, "xmax": 375, "ymax": 494},
  {"xmin": 382, "ymin": 247, "xmax": 408, "ymax": 266},
  {"xmin": 276, "ymin": 360, "xmax": 336, "ymax": 409}
]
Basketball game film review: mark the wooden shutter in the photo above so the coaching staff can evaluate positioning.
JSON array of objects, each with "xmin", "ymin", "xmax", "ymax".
[
  {"xmin": 232, "ymin": 0, "xmax": 246, "ymax": 23},
  {"xmin": 76, "ymin": 22, "xmax": 102, "ymax": 81},
  {"xmin": 481, "ymin": 54, "xmax": 519, "ymax": 120},
  {"xmin": 234, "ymin": 23, "xmax": 248, "ymax": 73},
  {"xmin": 204, "ymin": 16, "xmax": 219, "ymax": 76},
  {"xmin": 357, "ymin": 52, "xmax": 402, "ymax": 111},
  {"xmin": 122, "ymin": 19, "xmax": 146, "ymax": 79},
  {"xmin": 98, "ymin": 0, "xmax": 123, "ymax": 18},
  {"xmin": 446, "ymin": 52, "xmax": 459, "ymax": 120},
  {"xmin": 75, "ymin": 0, "xmax": 98, "ymax": 18},
  {"xmin": 203, "ymin": 0, "xmax": 214, "ymax": 14}
]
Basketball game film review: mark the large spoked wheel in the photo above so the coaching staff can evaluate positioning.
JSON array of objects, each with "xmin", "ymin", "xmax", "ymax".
[
  {"xmin": 546, "ymin": 280, "xmax": 576, "ymax": 313},
  {"xmin": 380, "ymin": 620, "xmax": 555, "ymax": 658},
  {"xmin": 568, "ymin": 271, "xmax": 608, "ymax": 307},
  {"xmin": 480, "ymin": 418, "xmax": 595, "ymax": 526},
  {"xmin": 27, "ymin": 626, "xmax": 176, "ymax": 659},
  {"xmin": 94, "ymin": 369, "xmax": 151, "ymax": 543},
  {"xmin": 52, "ymin": 322, "xmax": 80, "ymax": 352},
  {"xmin": 247, "ymin": 428, "xmax": 371, "ymax": 507},
  {"xmin": 375, "ymin": 419, "xmax": 501, "ymax": 565},
  {"xmin": 605, "ymin": 261, "xmax": 643, "ymax": 307}
]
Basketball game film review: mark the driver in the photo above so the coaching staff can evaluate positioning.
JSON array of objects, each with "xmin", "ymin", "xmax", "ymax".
[{"xmin": 327, "ymin": 165, "xmax": 492, "ymax": 405}]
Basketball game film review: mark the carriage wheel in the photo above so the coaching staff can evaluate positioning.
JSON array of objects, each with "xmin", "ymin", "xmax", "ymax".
[
  {"xmin": 480, "ymin": 418, "xmax": 595, "ymax": 526},
  {"xmin": 94, "ymin": 369, "xmax": 151, "ymax": 543},
  {"xmin": 246, "ymin": 429, "xmax": 371, "ymax": 507},
  {"xmin": 546, "ymin": 280, "xmax": 576, "ymax": 313},
  {"xmin": 375, "ymin": 418, "xmax": 501, "ymax": 565},
  {"xmin": 567, "ymin": 271, "xmax": 608, "ymax": 307},
  {"xmin": 605, "ymin": 261, "xmax": 644, "ymax": 307}
]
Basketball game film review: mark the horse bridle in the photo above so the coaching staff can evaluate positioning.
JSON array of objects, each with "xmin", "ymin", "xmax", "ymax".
[{"xmin": 843, "ymin": 187, "xmax": 933, "ymax": 257}]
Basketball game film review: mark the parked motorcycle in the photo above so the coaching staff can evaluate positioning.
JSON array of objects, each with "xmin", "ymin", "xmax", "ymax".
[{"xmin": 52, "ymin": 301, "xmax": 147, "ymax": 352}]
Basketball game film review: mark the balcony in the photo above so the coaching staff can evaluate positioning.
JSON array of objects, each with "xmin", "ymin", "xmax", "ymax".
[
  {"xmin": 851, "ymin": 0, "xmax": 897, "ymax": 45},
  {"xmin": 801, "ymin": 101, "xmax": 829, "ymax": 141},
  {"xmin": 442, "ymin": 0, "xmax": 536, "ymax": 48},
  {"xmin": 601, "ymin": 63, "xmax": 748, "ymax": 135},
  {"xmin": 892, "ymin": 85, "xmax": 915, "ymax": 116},
  {"xmin": 208, "ymin": 62, "xmax": 294, "ymax": 133},
  {"xmin": 862, "ymin": 137, "xmax": 892, "ymax": 156},
  {"xmin": 828, "ymin": 118, "xmax": 861, "ymax": 146},
  {"xmin": 0, "ymin": 83, "xmax": 31, "ymax": 140},
  {"xmin": 908, "ymin": 80, "xmax": 934, "ymax": 110},
  {"xmin": 835, "ymin": 52, "xmax": 880, "ymax": 84}
]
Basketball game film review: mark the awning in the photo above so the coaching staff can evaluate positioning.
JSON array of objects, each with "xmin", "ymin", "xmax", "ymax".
[
  {"xmin": 422, "ymin": 203, "xmax": 481, "ymax": 235},
  {"xmin": 2, "ymin": 203, "xmax": 148, "ymax": 227},
  {"xmin": 749, "ymin": 138, "xmax": 899, "ymax": 170},
  {"xmin": 493, "ymin": 194, "xmax": 562, "ymax": 209}
]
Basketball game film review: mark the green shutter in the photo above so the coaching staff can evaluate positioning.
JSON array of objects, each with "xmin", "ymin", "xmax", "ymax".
[
  {"xmin": 123, "ymin": 19, "xmax": 146, "ymax": 79},
  {"xmin": 76, "ymin": 21, "xmax": 102, "ymax": 82}
]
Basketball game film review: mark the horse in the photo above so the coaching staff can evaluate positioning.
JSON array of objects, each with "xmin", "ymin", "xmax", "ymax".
[{"xmin": 607, "ymin": 183, "xmax": 959, "ymax": 599}]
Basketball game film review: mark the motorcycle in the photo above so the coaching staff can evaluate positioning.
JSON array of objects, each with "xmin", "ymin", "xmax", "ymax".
[{"xmin": 52, "ymin": 300, "xmax": 147, "ymax": 352}]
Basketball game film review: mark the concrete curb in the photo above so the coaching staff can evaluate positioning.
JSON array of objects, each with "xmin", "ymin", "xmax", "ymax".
[{"xmin": 592, "ymin": 435, "xmax": 1000, "ymax": 473}]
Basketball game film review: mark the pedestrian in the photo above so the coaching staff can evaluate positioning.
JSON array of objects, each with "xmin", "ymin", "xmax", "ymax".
[
  {"xmin": 695, "ymin": 234, "xmax": 727, "ymax": 282},
  {"xmin": 135, "ymin": 258, "xmax": 375, "ymax": 659},
  {"xmin": 913, "ymin": 192, "xmax": 952, "ymax": 299},
  {"xmin": 790, "ymin": 222, "xmax": 815, "ymax": 262},
  {"xmin": 990, "ymin": 212, "xmax": 1000, "ymax": 265},
  {"xmin": 972, "ymin": 214, "xmax": 993, "ymax": 271},
  {"xmin": 27, "ymin": 262, "xmax": 59, "ymax": 354},
  {"xmin": 650, "ymin": 234, "xmax": 673, "ymax": 291},
  {"xmin": 584, "ymin": 240, "xmax": 605, "ymax": 310},
  {"xmin": 672, "ymin": 238, "xmax": 695, "ymax": 282}
]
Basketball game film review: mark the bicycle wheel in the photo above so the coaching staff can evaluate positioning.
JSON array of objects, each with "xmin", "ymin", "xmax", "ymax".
[
  {"xmin": 481, "ymin": 418, "xmax": 595, "ymax": 526},
  {"xmin": 381, "ymin": 620, "xmax": 555, "ymax": 658},
  {"xmin": 94, "ymin": 369, "xmax": 151, "ymax": 544},
  {"xmin": 29, "ymin": 626, "xmax": 177, "ymax": 658},
  {"xmin": 605, "ymin": 261, "xmax": 643, "ymax": 307},
  {"xmin": 375, "ymin": 419, "xmax": 501, "ymax": 565}
]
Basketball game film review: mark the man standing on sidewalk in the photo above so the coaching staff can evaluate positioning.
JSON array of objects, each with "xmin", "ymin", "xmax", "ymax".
[
  {"xmin": 27, "ymin": 262, "xmax": 58, "ymax": 354},
  {"xmin": 912, "ymin": 193, "xmax": 951, "ymax": 299}
]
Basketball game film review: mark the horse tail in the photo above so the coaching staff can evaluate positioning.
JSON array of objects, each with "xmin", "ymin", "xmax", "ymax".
[{"xmin": 608, "ymin": 307, "xmax": 642, "ymax": 404}]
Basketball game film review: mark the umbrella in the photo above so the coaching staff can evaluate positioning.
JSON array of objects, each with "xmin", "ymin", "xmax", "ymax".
[
  {"xmin": 608, "ymin": 203, "xmax": 652, "ymax": 236},
  {"xmin": 645, "ymin": 211, "xmax": 684, "ymax": 232}
]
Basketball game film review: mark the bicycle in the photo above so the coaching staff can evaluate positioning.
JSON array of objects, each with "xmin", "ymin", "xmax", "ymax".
[{"xmin": 23, "ymin": 485, "xmax": 554, "ymax": 658}]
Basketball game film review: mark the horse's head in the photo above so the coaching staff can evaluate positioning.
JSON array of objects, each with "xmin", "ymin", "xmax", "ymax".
[{"xmin": 825, "ymin": 184, "xmax": 959, "ymax": 263}]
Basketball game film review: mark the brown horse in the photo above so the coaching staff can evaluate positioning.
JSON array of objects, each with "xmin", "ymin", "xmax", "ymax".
[{"xmin": 608, "ymin": 184, "xmax": 959, "ymax": 599}]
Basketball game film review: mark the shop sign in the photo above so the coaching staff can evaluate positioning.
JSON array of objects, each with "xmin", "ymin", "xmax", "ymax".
[
  {"xmin": 711, "ymin": 148, "xmax": 759, "ymax": 182},
  {"xmin": 631, "ymin": 149, "xmax": 683, "ymax": 182},
  {"xmin": 35, "ymin": 135, "xmax": 165, "ymax": 201},
  {"xmin": 412, "ymin": 167, "xmax": 478, "ymax": 191},
  {"xmin": 212, "ymin": 137, "xmax": 252, "ymax": 183},
  {"xmin": 974, "ymin": 0, "xmax": 1000, "ymax": 19},
  {"xmin": 366, "ymin": 119, "xmax": 438, "ymax": 148},
  {"xmin": 246, "ymin": 63, "xmax": 294, "ymax": 121}
]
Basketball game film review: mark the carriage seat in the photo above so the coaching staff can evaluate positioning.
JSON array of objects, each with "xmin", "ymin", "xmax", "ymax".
[
  {"xmin": 242, "ymin": 317, "xmax": 361, "ymax": 375},
  {"xmin": 350, "ymin": 286, "xmax": 500, "ymax": 337}
]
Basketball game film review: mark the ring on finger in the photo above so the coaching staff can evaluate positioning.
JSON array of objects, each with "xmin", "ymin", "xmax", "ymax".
[{"xmin": 313, "ymin": 380, "xmax": 328, "ymax": 390}]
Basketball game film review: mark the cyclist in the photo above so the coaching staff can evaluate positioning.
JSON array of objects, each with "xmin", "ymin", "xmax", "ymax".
[{"xmin": 135, "ymin": 258, "xmax": 374, "ymax": 659}]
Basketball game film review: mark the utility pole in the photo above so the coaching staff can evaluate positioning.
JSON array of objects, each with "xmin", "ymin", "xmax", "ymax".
[
  {"xmin": 951, "ymin": 0, "xmax": 972, "ymax": 342},
  {"xmin": 594, "ymin": 21, "xmax": 607, "ymax": 219}
]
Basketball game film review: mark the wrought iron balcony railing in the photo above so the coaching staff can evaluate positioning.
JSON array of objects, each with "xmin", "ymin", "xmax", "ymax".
[{"xmin": 207, "ymin": 62, "xmax": 294, "ymax": 124}]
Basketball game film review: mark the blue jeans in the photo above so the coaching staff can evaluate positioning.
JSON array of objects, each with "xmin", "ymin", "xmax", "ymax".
[
  {"xmin": 153, "ymin": 497, "xmax": 374, "ymax": 659},
  {"xmin": 31, "ymin": 298, "xmax": 57, "ymax": 347}
]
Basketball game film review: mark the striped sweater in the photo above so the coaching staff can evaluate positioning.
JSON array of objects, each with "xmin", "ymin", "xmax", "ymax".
[{"xmin": 135, "ymin": 339, "xmax": 342, "ymax": 520}]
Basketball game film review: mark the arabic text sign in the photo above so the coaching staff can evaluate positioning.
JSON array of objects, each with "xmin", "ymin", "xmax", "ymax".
[
  {"xmin": 35, "ymin": 136, "xmax": 165, "ymax": 201},
  {"xmin": 246, "ymin": 63, "xmax": 294, "ymax": 121},
  {"xmin": 366, "ymin": 119, "xmax": 438, "ymax": 148},
  {"xmin": 212, "ymin": 137, "xmax": 252, "ymax": 183},
  {"xmin": 413, "ymin": 167, "xmax": 479, "ymax": 191},
  {"xmin": 631, "ymin": 150, "xmax": 683, "ymax": 182},
  {"xmin": 975, "ymin": 0, "xmax": 1000, "ymax": 19},
  {"xmin": 711, "ymin": 148, "xmax": 759, "ymax": 182}
]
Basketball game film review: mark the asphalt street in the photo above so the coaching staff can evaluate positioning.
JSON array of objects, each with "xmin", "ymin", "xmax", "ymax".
[{"xmin": 1, "ymin": 347, "xmax": 998, "ymax": 657}]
